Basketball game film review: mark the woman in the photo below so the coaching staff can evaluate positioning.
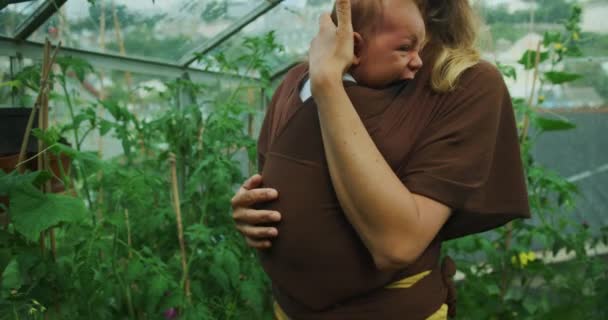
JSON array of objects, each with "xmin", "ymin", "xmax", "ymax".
[{"xmin": 231, "ymin": 0, "xmax": 530, "ymax": 319}]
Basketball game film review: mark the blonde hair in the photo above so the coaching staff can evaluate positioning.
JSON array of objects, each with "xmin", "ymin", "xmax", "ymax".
[
  {"xmin": 331, "ymin": 0, "xmax": 481, "ymax": 93},
  {"xmin": 415, "ymin": 0, "xmax": 481, "ymax": 92}
]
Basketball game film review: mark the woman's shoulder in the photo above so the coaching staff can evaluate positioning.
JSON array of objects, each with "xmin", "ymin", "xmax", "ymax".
[
  {"xmin": 282, "ymin": 62, "xmax": 309, "ymax": 85},
  {"xmin": 429, "ymin": 60, "xmax": 511, "ymax": 114},
  {"xmin": 457, "ymin": 59, "xmax": 506, "ymax": 88}
]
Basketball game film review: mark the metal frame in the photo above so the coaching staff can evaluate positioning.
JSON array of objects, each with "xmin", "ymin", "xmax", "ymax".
[
  {"xmin": 0, "ymin": 36, "xmax": 251, "ymax": 84},
  {"xmin": 0, "ymin": 0, "xmax": 302, "ymax": 85},
  {"xmin": 14, "ymin": 0, "xmax": 67, "ymax": 40},
  {"xmin": 179, "ymin": 0, "xmax": 283, "ymax": 67},
  {"xmin": 3, "ymin": 0, "xmax": 288, "ymax": 83}
]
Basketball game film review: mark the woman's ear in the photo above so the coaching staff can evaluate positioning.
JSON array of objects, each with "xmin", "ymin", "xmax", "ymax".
[{"xmin": 352, "ymin": 31, "xmax": 364, "ymax": 66}]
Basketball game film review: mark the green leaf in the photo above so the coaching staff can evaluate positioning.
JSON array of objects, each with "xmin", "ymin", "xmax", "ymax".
[
  {"xmin": 543, "ymin": 31, "xmax": 562, "ymax": 47},
  {"xmin": 543, "ymin": 71, "xmax": 582, "ymax": 84},
  {"xmin": 223, "ymin": 250, "xmax": 240, "ymax": 284},
  {"xmin": 185, "ymin": 224, "xmax": 212, "ymax": 244},
  {"xmin": 14, "ymin": 65, "xmax": 41, "ymax": 91},
  {"xmin": 209, "ymin": 264, "xmax": 230, "ymax": 291},
  {"xmin": 240, "ymin": 279, "xmax": 264, "ymax": 314},
  {"xmin": 534, "ymin": 117, "xmax": 576, "ymax": 132},
  {"xmin": 99, "ymin": 120, "xmax": 114, "ymax": 136},
  {"xmin": 518, "ymin": 50, "xmax": 549, "ymax": 69},
  {"xmin": 55, "ymin": 144, "xmax": 104, "ymax": 171},
  {"xmin": 523, "ymin": 298, "xmax": 539, "ymax": 314},
  {"xmin": 496, "ymin": 62, "xmax": 517, "ymax": 80},
  {"xmin": 32, "ymin": 127, "xmax": 62, "ymax": 146},
  {"xmin": 1, "ymin": 259, "xmax": 21, "ymax": 296},
  {"xmin": 126, "ymin": 259, "xmax": 144, "ymax": 282},
  {"xmin": 55, "ymin": 56, "xmax": 94, "ymax": 82},
  {"xmin": 10, "ymin": 184, "xmax": 87, "ymax": 242},
  {"xmin": 0, "ymin": 80, "xmax": 22, "ymax": 89},
  {"xmin": 0, "ymin": 170, "xmax": 52, "ymax": 195},
  {"xmin": 564, "ymin": 46, "xmax": 583, "ymax": 57},
  {"xmin": 146, "ymin": 275, "xmax": 169, "ymax": 313},
  {"xmin": 486, "ymin": 283, "xmax": 501, "ymax": 296},
  {"xmin": 0, "ymin": 248, "xmax": 11, "ymax": 275}
]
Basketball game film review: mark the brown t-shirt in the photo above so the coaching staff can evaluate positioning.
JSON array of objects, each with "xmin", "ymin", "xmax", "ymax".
[{"xmin": 256, "ymin": 60, "xmax": 530, "ymax": 319}]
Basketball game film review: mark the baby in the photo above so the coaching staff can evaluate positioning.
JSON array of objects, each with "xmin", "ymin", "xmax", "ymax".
[{"xmin": 256, "ymin": 0, "xmax": 427, "ymax": 311}]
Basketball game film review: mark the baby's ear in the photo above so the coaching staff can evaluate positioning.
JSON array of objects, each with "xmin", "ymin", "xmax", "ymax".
[{"xmin": 352, "ymin": 31, "xmax": 363, "ymax": 66}]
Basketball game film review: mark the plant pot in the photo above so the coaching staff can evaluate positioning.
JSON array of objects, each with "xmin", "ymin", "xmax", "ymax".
[
  {"xmin": 0, "ymin": 115, "xmax": 72, "ymax": 227},
  {"xmin": 0, "ymin": 107, "xmax": 38, "ymax": 156}
]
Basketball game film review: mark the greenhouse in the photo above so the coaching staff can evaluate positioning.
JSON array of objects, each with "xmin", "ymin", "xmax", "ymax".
[{"xmin": 0, "ymin": 0, "xmax": 607, "ymax": 319}]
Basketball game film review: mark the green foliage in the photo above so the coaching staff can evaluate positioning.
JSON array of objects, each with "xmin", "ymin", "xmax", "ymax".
[
  {"xmin": 10, "ymin": 183, "xmax": 87, "ymax": 242},
  {"xmin": 2, "ymin": 2, "xmax": 605, "ymax": 319},
  {"xmin": 196, "ymin": 31, "xmax": 285, "ymax": 92},
  {"xmin": 446, "ymin": 5, "xmax": 608, "ymax": 319},
  {"xmin": 518, "ymin": 50, "xmax": 550, "ymax": 70},
  {"xmin": 543, "ymin": 71, "xmax": 582, "ymax": 85},
  {"xmin": 0, "ymin": 32, "xmax": 280, "ymax": 319},
  {"xmin": 534, "ymin": 117, "xmax": 576, "ymax": 132}
]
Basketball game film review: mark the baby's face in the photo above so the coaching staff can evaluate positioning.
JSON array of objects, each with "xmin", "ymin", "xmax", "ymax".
[{"xmin": 350, "ymin": 0, "xmax": 425, "ymax": 89}]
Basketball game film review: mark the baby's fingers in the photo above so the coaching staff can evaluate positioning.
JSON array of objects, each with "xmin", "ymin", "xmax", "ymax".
[{"xmin": 334, "ymin": 0, "xmax": 353, "ymax": 35}]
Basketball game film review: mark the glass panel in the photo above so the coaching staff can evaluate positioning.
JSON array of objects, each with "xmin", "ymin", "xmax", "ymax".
[
  {"xmin": 0, "ymin": 55, "xmax": 13, "ymax": 107},
  {"xmin": 0, "ymin": 0, "xmax": 46, "ymax": 36},
  {"xmin": 192, "ymin": 0, "xmax": 334, "ymax": 74},
  {"xmin": 477, "ymin": 0, "xmax": 607, "ymax": 234},
  {"xmin": 478, "ymin": 0, "xmax": 607, "ymax": 108},
  {"xmin": 39, "ymin": 62, "xmax": 175, "ymax": 158},
  {"xmin": 28, "ymin": 0, "xmax": 266, "ymax": 62},
  {"xmin": 0, "ymin": 56, "xmax": 37, "ymax": 108}
]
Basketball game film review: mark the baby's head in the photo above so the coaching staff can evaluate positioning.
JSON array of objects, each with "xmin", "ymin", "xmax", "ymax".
[{"xmin": 331, "ymin": 0, "xmax": 425, "ymax": 89}]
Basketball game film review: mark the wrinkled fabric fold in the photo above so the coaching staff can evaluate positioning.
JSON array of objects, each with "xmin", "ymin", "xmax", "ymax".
[{"xmin": 273, "ymin": 256, "xmax": 457, "ymax": 320}]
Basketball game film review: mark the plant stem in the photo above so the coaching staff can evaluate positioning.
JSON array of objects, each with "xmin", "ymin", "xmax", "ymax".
[
  {"xmin": 169, "ymin": 153, "xmax": 191, "ymax": 302},
  {"xmin": 226, "ymin": 52, "xmax": 258, "ymax": 106},
  {"xmin": 520, "ymin": 41, "xmax": 542, "ymax": 143},
  {"xmin": 60, "ymin": 76, "xmax": 95, "ymax": 216},
  {"xmin": 112, "ymin": 228, "xmax": 136, "ymax": 319},
  {"xmin": 503, "ymin": 41, "xmax": 543, "ymax": 302},
  {"xmin": 124, "ymin": 209, "xmax": 132, "ymax": 259},
  {"xmin": 16, "ymin": 41, "xmax": 61, "ymax": 172}
]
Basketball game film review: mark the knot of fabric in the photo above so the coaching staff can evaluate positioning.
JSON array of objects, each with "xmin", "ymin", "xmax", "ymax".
[{"xmin": 441, "ymin": 256, "xmax": 457, "ymax": 318}]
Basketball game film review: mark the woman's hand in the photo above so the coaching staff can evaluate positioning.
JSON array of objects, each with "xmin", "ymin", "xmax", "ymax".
[
  {"xmin": 231, "ymin": 174, "xmax": 281, "ymax": 249},
  {"xmin": 308, "ymin": 0, "xmax": 354, "ymax": 93}
]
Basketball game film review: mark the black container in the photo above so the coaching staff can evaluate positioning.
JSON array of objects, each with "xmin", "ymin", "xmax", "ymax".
[{"xmin": 0, "ymin": 107, "xmax": 38, "ymax": 156}]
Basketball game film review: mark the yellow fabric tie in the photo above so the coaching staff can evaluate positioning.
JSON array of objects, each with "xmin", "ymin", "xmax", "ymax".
[
  {"xmin": 274, "ymin": 300, "xmax": 291, "ymax": 320},
  {"xmin": 384, "ymin": 270, "xmax": 431, "ymax": 289},
  {"xmin": 273, "ymin": 269, "xmax": 447, "ymax": 320}
]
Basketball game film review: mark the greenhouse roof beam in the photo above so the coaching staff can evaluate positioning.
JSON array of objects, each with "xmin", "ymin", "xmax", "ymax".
[
  {"xmin": 180, "ymin": 0, "xmax": 283, "ymax": 67},
  {"xmin": 0, "ymin": 36, "xmax": 251, "ymax": 84},
  {"xmin": 2, "ymin": 0, "xmax": 36, "ymax": 8},
  {"xmin": 13, "ymin": 0, "xmax": 67, "ymax": 41}
]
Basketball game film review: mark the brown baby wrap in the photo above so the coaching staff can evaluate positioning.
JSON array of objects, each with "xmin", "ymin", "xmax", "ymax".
[
  {"xmin": 256, "ymin": 87, "xmax": 405, "ymax": 310},
  {"xmin": 255, "ymin": 61, "xmax": 531, "ymax": 318}
]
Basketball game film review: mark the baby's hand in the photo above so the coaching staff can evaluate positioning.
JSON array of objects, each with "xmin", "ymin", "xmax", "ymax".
[{"xmin": 308, "ymin": 0, "xmax": 354, "ymax": 93}]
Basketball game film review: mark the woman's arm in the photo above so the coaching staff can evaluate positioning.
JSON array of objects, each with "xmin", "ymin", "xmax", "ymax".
[
  {"xmin": 313, "ymin": 79, "xmax": 451, "ymax": 270},
  {"xmin": 309, "ymin": 0, "xmax": 451, "ymax": 270}
]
